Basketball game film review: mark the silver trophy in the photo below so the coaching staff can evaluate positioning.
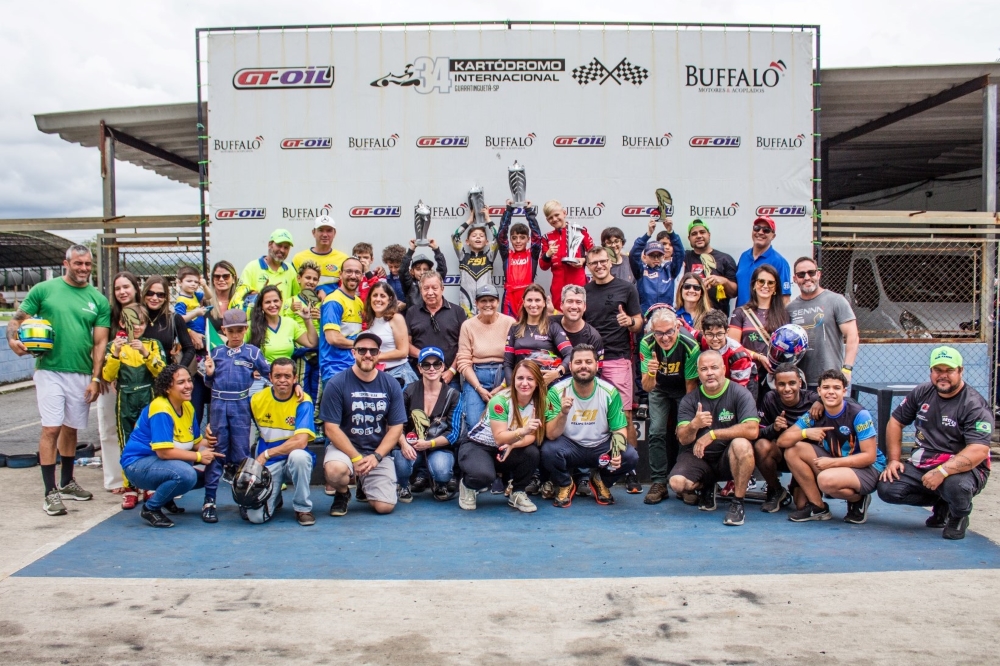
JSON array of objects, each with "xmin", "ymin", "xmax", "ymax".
[
  {"xmin": 562, "ymin": 222, "xmax": 586, "ymax": 266},
  {"xmin": 507, "ymin": 161, "xmax": 526, "ymax": 207},
  {"xmin": 413, "ymin": 200, "xmax": 432, "ymax": 247},
  {"xmin": 468, "ymin": 185, "xmax": 487, "ymax": 229}
]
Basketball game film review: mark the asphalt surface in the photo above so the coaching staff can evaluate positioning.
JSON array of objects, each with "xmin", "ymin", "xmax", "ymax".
[{"xmin": 0, "ymin": 386, "xmax": 99, "ymax": 456}]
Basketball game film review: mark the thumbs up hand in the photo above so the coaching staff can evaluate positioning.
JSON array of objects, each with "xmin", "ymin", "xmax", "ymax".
[
  {"xmin": 693, "ymin": 402, "xmax": 713, "ymax": 429},
  {"xmin": 616, "ymin": 304, "xmax": 633, "ymax": 328},
  {"xmin": 774, "ymin": 410, "xmax": 788, "ymax": 432}
]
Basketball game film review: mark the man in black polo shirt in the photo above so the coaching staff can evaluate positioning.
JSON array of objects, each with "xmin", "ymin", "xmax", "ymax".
[
  {"xmin": 682, "ymin": 219, "xmax": 737, "ymax": 315},
  {"xmin": 552, "ymin": 284, "xmax": 604, "ymax": 367},
  {"xmin": 639, "ymin": 306, "xmax": 700, "ymax": 504},
  {"xmin": 670, "ymin": 350, "xmax": 759, "ymax": 526},
  {"xmin": 755, "ymin": 363, "xmax": 820, "ymax": 512},
  {"xmin": 877, "ymin": 347, "xmax": 993, "ymax": 540},
  {"xmin": 404, "ymin": 272, "xmax": 468, "ymax": 390}
]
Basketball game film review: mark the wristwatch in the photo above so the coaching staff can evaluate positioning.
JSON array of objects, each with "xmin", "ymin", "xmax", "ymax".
[
  {"xmin": 372, "ymin": 452, "xmax": 384, "ymax": 463},
  {"xmin": 842, "ymin": 364, "xmax": 854, "ymax": 371}
]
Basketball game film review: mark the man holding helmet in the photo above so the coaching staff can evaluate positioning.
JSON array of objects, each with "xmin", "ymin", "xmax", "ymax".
[{"xmin": 247, "ymin": 357, "xmax": 316, "ymax": 526}]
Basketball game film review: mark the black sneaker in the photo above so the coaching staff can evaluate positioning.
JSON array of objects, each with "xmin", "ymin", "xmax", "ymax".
[
  {"xmin": 698, "ymin": 483, "xmax": 717, "ymax": 511},
  {"xmin": 490, "ymin": 476, "xmax": 505, "ymax": 495},
  {"xmin": 574, "ymin": 475, "xmax": 591, "ymax": 497},
  {"xmin": 410, "ymin": 475, "xmax": 430, "ymax": 494},
  {"xmin": 525, "ymin": 473, "xmax": 542, "ymax": 496},
  {"xmin": 141, "ymin": 504, "xmax": 174, "ymax": 528},
  {"xmin": 723, "ymin": 499, "xmax": 746, "ymax": 526},
  {"xmin": 163, "ymin": 499, "xmax": 186, "ymax": 514},
  {"xmin": 943, "ymin": 514, "xmax": 969, "ymax": 540},
  {"xmin": 201, "ymin": 502, "xmax": 218, "ymax": 523},
  {"xmin": 355, "ymin": 483, "xmax": 368, "ymax": 502},
  {"xmin": 625, "ymin": 472, "xmax": 642, "ymax": 494},
  {"xmin": 329, "ymin": 490, "xmax": 350, "ymax": 516},
  {"xmin": 761, "ymin": 485, "xmax": 789, "ymax": 513},
  {"xmin": 926, "ymin": 499, "xmax": 949, "ymax": 528},
  {"xmin": 844, "ymin": 494, "xmax": 872, "ymax": 524},
  {"xmin": 397, "ymin": 485, "xmax": 413, "ymax": 503},
  {"xmin": 788, "ymin": 502, "xmax": 832, "ymax": 522}
]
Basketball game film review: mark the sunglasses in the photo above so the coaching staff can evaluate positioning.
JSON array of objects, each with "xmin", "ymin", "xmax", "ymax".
[
  {"xmin": 682, "ymin": 283, "xmax": 702, "ymax": 291},
  {"xmin": 145, "ymin": 291, "xmax": 166, "ymax": 299},
  {"xmin": 755, "ymin": 279, "xmax": 776, "ymax": 287},
  {"xmin": 212, "ymin": 273, "xmax": 232, "ymax": 280},
  {"xmin": 752, "ymin": 225, "xmax": 773, "ymax": 234},
  {"xmin": 354, "ymin": 347, "xmax": 380, "ymax": 357},
  {"xmin": 419, "ymin": 360, "xmax": 444, "ymax": 370},
  {"xmin": 795, "ymin": 269, "xmax": 819, "ymax": 279}
]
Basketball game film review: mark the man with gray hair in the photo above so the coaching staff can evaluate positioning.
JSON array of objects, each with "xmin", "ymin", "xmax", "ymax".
[
  {"xmin": 551, "ymin": 285, "xmax": 604, "ymax": 366},
  {"xmin": 639, "ymin": 306, "xmax": 701, "ymax": 504},
  {"xmin": 7, "ymin": 245, "xmax": 111, "ymax": 516}
]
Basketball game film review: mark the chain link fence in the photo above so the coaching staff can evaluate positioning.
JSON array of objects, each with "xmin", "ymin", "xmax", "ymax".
[{"xmin": 97, "ymin": 230, "xmax": 207, "ymax": 296}]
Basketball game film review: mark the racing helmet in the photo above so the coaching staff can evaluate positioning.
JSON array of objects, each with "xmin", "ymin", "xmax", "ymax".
[
  {"xmin": 18, "ymin": 318, "xmax": 54, "ymax": 356},
  {"xmin": 767, "ymin": 324, "xmax": 809, "ymax": 367},
  {"xmin": 230, "ymin": 458, "xmax": 273, "ymax": 510}
]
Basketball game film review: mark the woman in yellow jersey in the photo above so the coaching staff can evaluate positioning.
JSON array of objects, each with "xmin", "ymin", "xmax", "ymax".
[
  {"xmin": 120, "ymin": 365, "xmax": 218, "ymax": 528},
  {"xmin": 247, "ymin": 286, "xmax": 318, "ymax": 395}
]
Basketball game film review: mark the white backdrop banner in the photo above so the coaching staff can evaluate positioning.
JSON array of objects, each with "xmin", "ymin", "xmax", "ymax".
[{"xmin": 207, "ymin": 26, "xmax": 814, "ymax": 291}]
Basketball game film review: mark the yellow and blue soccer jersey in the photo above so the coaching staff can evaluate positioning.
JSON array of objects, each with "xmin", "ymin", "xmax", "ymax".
[
  {"xmin": 796, "ymin": 401, "xmax": 886, "ymax": 472},
  {"xmin": 293, "ymin": 247, "xmax": 350, "ymax": 298},
  {"xmin": 174, "ymin": 290, "xmax": 205, "ymax": 335},
  {"xmin": 230, "ymin": 257, "xmax": 301, "ymax": 309},
  {"xmin": 120, "ymin": 397, "xmax": 202, "ymax": 469},
  {"xmin": 250, "ymin": 387, "xmax": 316, "ymax": 465},
  {"xmin": 319, "ymin": 287, "xmax": 363, "ymax": 380}
]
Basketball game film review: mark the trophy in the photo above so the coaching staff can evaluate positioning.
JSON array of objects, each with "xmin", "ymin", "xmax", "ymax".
[
  {"xmin": 655, "ymin": 188, "xmax": 673, "ymax": 223},
  {"xmin": 468, "ymin": 185, "xmax": 487, "ymax": 229},
  {"xmin": 562, "ymin": 222, "xmax": 586, "ymax": 266},
  {"xmin": 507, "ymin": 161, "xmax": 527, "ymax": 207},
  {"xmin": 413, "ymin": 199, "xmax": 432, "ymax": 247}
]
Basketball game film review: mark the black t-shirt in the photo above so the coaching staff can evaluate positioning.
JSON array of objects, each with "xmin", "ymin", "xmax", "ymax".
[
  {"xmin": 677, "ymin": 379, "xmax": 759, "ymax": 455},
  {"xmin": 583, "ymin": 277, "xmax": 641, "ymax": 360},
  {"xmin": 893, "ymin": 382, "xmax": 994, "ymax": 474},
  {"xmin": 551, "ymin": 315, "xmax": 605, "ymax": 364},
  {"xmin": 759, "ymin": 387, "xmax": 820, "ymax": 440},
  {"xmin": 684, "ymin": 249, "xmax": 737, "ymax": 315},
  {"xmin": 403, "ymin": 298, "xmax": 467, "ymax": 366}
]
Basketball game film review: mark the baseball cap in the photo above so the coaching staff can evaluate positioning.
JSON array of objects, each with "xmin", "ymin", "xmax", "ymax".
[
  {"xmin": 753, "ymin": 215, "xmax": 776, "ymax": 232},
  {"xmin": 314, "ymin": 215, "xmax": 336, "ymax": 230},
  {"xmin": 929, "ymin": 346, "xmax": 963, "ymax": 369},
  {"xmin": 411, "ymin": 255, "xmax": 434, "ymax": 269},
  {"xmin": 418, "ymin": 346, "xmax": 445, "ymax": 364},
  {"xmin": 644, "ymin": 241, "xmax": 665, "ymax": 255},
  {"xmin": 354, "ymin": 331, "xmax": 382, "ymax": 348},
  {"xmin": 687, "ymin": 218, "xmax": 709, "ymax": 235},
  {"xmin": 221, "ymin": 309, "xmax": 248, "ymax": 329},
  {"xmin": 475, "ymin": 284, "xmax": 500, "ymax": 301},
  {"xmin": 269, "ymin": 229, "xmax": 295, "ymax": 246}
]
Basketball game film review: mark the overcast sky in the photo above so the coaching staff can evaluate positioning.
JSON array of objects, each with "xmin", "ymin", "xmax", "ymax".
[{"xmin": 1, "ymin": 0, "xmax": 997, "ymax": 224}]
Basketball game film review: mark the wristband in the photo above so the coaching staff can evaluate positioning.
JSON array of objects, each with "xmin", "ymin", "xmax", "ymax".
[
  {"xmin": 709, "ymin": 430, "xmax": 716, "ymax": 441},
  {"xmin": 91, "ymin": 377, "xmax": 100, "ymax": 383},
  {"xmin": 647, "ymin": 370, "xmax": 657, "ymax": 377},
  {"xmin": 430, "ymin": 441, "xmax": 436, "ymax": 448},
  {"xmin": 350, "ymin": 455, "xmax": 363, "ymax": 464},
  {"xmin": 195, "ymin": 451, "xmax": 202, "ymax": 464},
  {"xmin": 449, "ymin": 366, "xmax": 456, "ymax": 374},
  {"xmin": 802, "ymin": 429, "xmax": 809, "ymax": 440},
  {"xmin": 264, "ymin": 449, "xmax": 271, "ymax": 460},
  {"xmin": 937, "ymin": 465, "xmax": 950, "ymax": 478}
]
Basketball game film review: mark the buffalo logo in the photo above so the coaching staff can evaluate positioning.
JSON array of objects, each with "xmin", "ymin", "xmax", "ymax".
[
  {"xmin": 685, "ymin": 59, "xmax": 785, "ymax": 91},
  {"xmin": 572, "ymin": 57, "xmax": 649, "ymax": 86}
]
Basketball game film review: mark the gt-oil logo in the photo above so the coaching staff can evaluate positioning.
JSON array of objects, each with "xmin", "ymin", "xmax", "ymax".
[
  {"xmin": 349, "ymin": 207, "xmax": 402, "ymax": 217},
  {"xmin": 755, "ymin": 205, "xmax": 806, "ymax": 217},
  {"xmin": 233, "ymin": 66, "xmax": 334, "ymax": 89},
  {"xmin": 553, "ymin": 135, "xmax": 606, "ymax": 147},
  {"xmin": 215, "ymin": 208, "xmax": 265, "ymax": 219},
  {"xmin": 622, "ymin": 205, "xmax": 673, "ymax": 217},
  {"xmin": 281, "ymin": 137, "xmax": 333, "ymax": 149},
  {"xmin": 416, "ymin": 136, "xmax": 469, "ymax": 147},
  {"xmin": 689, "ymin": 136, "xmax": 741, "ymax": 147}
]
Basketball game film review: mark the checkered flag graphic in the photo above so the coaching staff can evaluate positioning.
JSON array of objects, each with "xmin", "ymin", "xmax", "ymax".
[
  {"xmin": 572, "ymin": 58, "xmax": 609, "ymax": 85},
  {"xmin": 612, "ymin": 59, "xmax": 649, "ymax": 86}
]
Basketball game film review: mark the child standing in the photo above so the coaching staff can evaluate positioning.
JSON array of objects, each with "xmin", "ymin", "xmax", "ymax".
[
  {"xmin": 202, "ymin": 309, "xmax": 270, "ymax": 523},
  {"xmin": 497, "ymin": 199, "xmax": 544, "ymax": 317},
  {"xmin": 174, "ymin": 266, "xmax": 210, "ymax": 352},
  {"xmin": 352, "ymin": 242, "xmax": 386, "ymax": 304},
  {"xmin": 452, "ymin": 206, "xmax": 498, "ymax": 315},
  {"xmin": 538, "ymin": 200, "xmax": 594, "ymax": 311},
  {"xmin": 399, "ymin": 240, "xmax": 448, "ymax": 310},
  {"xmin": 381, "ymin": 244, "xmax": 407, "ymax": 310},
  {"xmin": 102, "ymin": 304, "xmax": 166, "ymax": 509},
  {"xmin": 629, "ymin": 216, "xmax": 685, "ymax": 315}
]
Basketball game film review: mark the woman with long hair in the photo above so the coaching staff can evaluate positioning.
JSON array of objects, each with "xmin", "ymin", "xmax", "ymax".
[
  {"xmin": 119, "ymin": 364, "xmax": 218, "ymax": 528},
  {"xmin": 363, "ymin": 281, "xmax": 417, "ymax": 387},
  {"xmin": 205, "ymin": 260, "xmax": 237, "ymax": 334},
  {"xmin": 140, "ymin": 276, "xmax": 195, "ymax": 368},
  {"xmin": 98, "ymin": 271, "xmax": 141, "ymax": 495},
  {"xmin": 247, "ymin": 285, "xmax": 317, "ymax": 394},
  {"xmin": 455, "ymin": 285, "xmax": 515, "ymax": 430},
  {"xmin": 457, "ymin": 359, "xmax": 547, "ymax": 513},
  {"xmin": 728, "ymin": 263, "xmax": 790, "ymax": 387},
  {"xmin": 503, "ymin": 284, "xmax": 572, "ymax": 388},
  {"xmin": 674, "ymin": 272, "xmax": 712, "ymax": 329}
]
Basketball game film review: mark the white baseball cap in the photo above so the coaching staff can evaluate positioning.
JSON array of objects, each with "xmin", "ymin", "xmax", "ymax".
[{"xmin": 314, "ymin": 215, "xmax": 336, "ymax": 230}]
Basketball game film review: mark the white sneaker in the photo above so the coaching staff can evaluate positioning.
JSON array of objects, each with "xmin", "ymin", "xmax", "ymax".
[
  {"xmin": 458, "ymin": 478, "xmax": 477, "ymax": 511},
  {"xmin": 508, "ymin": 490, "xmax": 537, "ymax": 513}
]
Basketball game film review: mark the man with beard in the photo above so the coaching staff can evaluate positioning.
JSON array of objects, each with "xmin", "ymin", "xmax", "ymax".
[
  {"xmin": 734, "ymin": 216, "xmax": 791, "ymax": 308},
  {"xmin": 877, "ymin": 347, "xmax": 993, "ymax": 540},
  {"xmin": 550, "ymin": 285, "xmax": 604, "ymax": 370},
  {"xmin": 320, "ymin": 257, "xmax": 365, "ymax": 383},
  {"xmin": 231, "ymin": 229, "xmax": 301, "ymax": 307},
  {"xmin": 682, "ymin": 219, "xmax": 737, "ymax": 315},
  {"xmin": 542, "ymin": 345, "xmax": 638, "ymax": 508},
  {"xmin": 670, "ymin": 350, "xmax": 759, "ymax": 526},
  {"xmin": 292, "ymin": 215, "xmax": 351, "ymax": 299},
  {"xmin": 787, "ymin": 256, "xmax": 859, "ymax": 389}
]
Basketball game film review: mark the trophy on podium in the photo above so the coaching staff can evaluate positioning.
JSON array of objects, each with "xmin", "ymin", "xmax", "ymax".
[
  {"xmin": 468, "ymin": 185, "xmax": 487, "ymax": 229},
  {"xmin": 413, "ymin": 200, "xmax": 432, "ymax": 246},
  {"xmin": 508, "ymin": 161, "xmax": 527, "ymax": 208},
  {"xmin": 655, "ymin": 188, "xmax": 673, "ymax": 223},
  {"xmin": 562, "ymin": 223, "xmax": 586, "ymax": 266}
]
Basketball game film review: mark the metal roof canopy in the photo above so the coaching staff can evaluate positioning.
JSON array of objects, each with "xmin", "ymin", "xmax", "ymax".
[
  {"xmin": 0, "ymin": 231, "xmax": 73, "ymax": 270},
  {"xmin": 35, "ymin": 103, "xmax": 204, "ymax": 188}
]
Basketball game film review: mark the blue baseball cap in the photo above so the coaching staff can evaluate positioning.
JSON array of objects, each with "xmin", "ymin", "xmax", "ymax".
[
  {"xmin": 418, "ymin": 346, "xmax": 445, "ymax": 364},
  {"xmin": 644, "ymin": 241, "xmax": 665, "ymax": 255}
]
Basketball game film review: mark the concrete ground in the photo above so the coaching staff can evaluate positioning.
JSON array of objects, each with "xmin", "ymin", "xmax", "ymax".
[{"xmin": 1, "ymin": 385, "xmax": 999, "ymax": 665}]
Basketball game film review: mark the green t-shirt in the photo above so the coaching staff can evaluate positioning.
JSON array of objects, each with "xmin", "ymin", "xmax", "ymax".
[
  {"xmin": 247, "ymin": 316, "xmax": 307, "ymax": 363},
  {"xmin": 19, "ymin": 278, "xmax": 111, "ymax": 375},
  {"xmin": 639, "ymin": 330, "xmax": 700, "ymax": 399}
]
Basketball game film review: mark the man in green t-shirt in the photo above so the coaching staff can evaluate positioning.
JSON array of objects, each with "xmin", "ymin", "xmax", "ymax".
[{"xmin": 7, "ymin": 245, "xmax": 111, "ymax": 517}]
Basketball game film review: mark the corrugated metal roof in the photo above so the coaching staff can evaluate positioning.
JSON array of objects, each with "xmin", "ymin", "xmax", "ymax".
[{"xmin": 0, "ymin": 231, "xmax": 73, "ymax": 269}]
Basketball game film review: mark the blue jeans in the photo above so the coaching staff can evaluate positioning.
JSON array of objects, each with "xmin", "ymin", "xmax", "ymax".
[
  {"xmin": 540, "ymin": 435, "xmax": 639, "ymax": 488},
  {"xmin": 462, "ymin": 362, "xmax": 504, "ymax": 430},
  {"xmin": 247, "ymin": 449, "xmax": 314, "ymax": 523},
  {"xmin": 385, "ymin": 362, "xmax": 419, "ymax": 388},
  {"xmin": 124, "ymin": 455, "xmax": 204, "ymax": 511},
  {"xmin": 394, "ymin": 449, "xmax": 455, "ymax": 488}
]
